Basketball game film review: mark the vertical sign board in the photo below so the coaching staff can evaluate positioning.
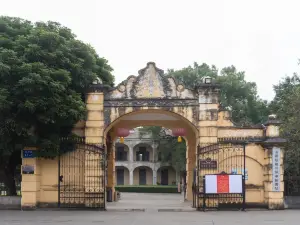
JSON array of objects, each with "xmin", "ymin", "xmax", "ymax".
[{"xmin": 272, "ymin": 147, "xmax": 281, "ymax": 192}]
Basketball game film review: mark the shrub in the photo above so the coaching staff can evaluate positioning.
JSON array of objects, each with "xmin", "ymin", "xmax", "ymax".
[{"xmin": 115, "ymin": 185, "xmax": 179, "ymax": 193}]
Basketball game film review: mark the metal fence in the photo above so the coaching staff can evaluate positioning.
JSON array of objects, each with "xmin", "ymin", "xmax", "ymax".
[
  {"xmin": 285, "ymin": 176, "xmax": 300, "ymax": 196},
  {"xmin": 0, "ymin": 182, "xmax": 21, "ymax": 196}
]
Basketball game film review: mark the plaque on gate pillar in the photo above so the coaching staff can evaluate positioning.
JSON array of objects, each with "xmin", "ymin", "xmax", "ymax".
[
  {"xmin": 22, "ymin": 165, "xmax": 34, "ymax": 174},
  {"xmin": 199, "ymin": 158, "xmax": 217, "ymax": 169}
]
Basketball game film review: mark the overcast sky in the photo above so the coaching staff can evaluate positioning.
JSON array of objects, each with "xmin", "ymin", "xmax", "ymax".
[{"xmin": 1, "ymin": 0, "xmax": 300, "ymax": 101}]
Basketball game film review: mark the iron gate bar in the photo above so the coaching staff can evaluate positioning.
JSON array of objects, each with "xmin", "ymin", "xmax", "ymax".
[{"xmin": 58, "ymin": 137, "xmax": 106, "ymax": 210}]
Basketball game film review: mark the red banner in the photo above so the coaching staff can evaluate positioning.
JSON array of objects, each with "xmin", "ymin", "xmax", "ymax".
[{"xmin": 217, "ymin": 174, "xmax": 229, "ymax": 193}]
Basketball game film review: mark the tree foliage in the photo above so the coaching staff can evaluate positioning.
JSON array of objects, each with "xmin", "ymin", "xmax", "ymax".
[
  {"xmin": 139, "ymin": 127, "xmax": 186, "ymax": 173},
  {"xmin": 270, "ymin": 74, "xmax": 300, "ymax": 175},
  {"xmin": 0, "ymin": 16, "xmax": 114, "ymax": 195},
  {"xmin": 168, "ymin": 62, "xmax": 270, "ymax": 126}
]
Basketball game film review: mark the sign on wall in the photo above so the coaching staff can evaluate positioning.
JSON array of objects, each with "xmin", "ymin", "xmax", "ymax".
[
  {"xmin": 205, "ymin": 174, "xmax": 243, "ymax": 194},
  {"xmin": 199, "ymin": 158, "xmax": 217, "ymax": 169},
  {"xmin": 22, "ymin": 165, "xmax": 34, "ymax": 174},
  {"xmin": 272, "ymin": 147, "xmax": 281, "ymax": 192},
  {"xmin": 22, "ymin": 150, "xmax": 35, "ymax": 158},
  {"xmin": 231, "ymin": 168, "xmax": 248, "ymax": 180}
]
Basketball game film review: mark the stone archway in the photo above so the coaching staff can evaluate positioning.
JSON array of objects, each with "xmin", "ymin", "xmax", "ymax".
[
  {"xmin": 19, "ymin": 62, "xmax": 286, "ymax": 210},
  {"xmin": 104, "ymin": 109, "xmax": 198, "ymax": 200}
]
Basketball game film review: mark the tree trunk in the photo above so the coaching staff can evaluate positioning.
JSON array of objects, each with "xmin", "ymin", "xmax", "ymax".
[
  {"xmin": 3, "ymin": 170, "xmax": 17, "ymax": 196},
  {"xmin": 1, "ymin": 150, "xmax": 21, "ymax": 196}
]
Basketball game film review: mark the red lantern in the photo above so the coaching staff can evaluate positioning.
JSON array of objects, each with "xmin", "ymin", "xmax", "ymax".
[
  {"xmin": 116, "ymin": 128, "xmax": 130, "ymax": 143},
  {"xmin": 172, "ymin": 128, "xmax": 186, "ymax": 142}
]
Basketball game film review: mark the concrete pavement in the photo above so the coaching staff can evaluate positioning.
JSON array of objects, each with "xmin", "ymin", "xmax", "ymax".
[
  {"xmin": 1, "ymin": 193, "xmax": 299, "ymax": 224},
  {"xmin": 107, "ymin": 192, "xmax": 192, "ymax": 211},
  {"xmin": 1, "ymin": 210, "xmax": 299, "ymax": 225}
]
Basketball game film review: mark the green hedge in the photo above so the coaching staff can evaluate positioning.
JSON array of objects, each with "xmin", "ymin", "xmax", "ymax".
[{"xmin": 115, "ymin": 185, "xmax": 179, "ymax": 193}]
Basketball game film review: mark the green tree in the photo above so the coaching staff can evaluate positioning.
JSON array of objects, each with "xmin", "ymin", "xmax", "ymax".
[
  {"xmin": 168, "ymin": 62, "xmax": 270, "ymax": 126},
  {"xmin": 139, "ymin": 127, "xmax": 186, "ymax": 175},
  {"xmin": 270, "ymin": 74, "xmax": 300, "ymax": 176},
  {"xmin": 0, "ymin": 16, "xmax": 114, "ymax": 195}
]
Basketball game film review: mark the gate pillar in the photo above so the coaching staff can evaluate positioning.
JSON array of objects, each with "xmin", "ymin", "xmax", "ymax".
[
  {"xmin": 263, "ymin": 115, "xmax": 285, "ymax": 209},
  {"xmin": 197, "ymin": 81, "xmax": 220, "ymax": 146},
  {"xmin": 107, "ymin": 142, "xmax": 115, "ymax": 200},
  {"xmin": 21, "ymin": 147, "xmax": 40, "ymax": 210},
  {"xmin": 85, "ymin": 83, "xmax": 106, "ymax": 206}
]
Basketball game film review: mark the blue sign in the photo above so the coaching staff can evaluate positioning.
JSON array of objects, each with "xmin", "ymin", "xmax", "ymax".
[
  {"xmin": 231, "ymin": 168, "xmax": 248, "ymax": 180},
  {"xmin": 23, "ymin": 150, "xmax": 35, "ymax": 158}
]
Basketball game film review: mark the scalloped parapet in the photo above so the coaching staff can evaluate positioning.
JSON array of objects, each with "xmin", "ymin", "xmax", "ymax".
[{"xmin": 105, "ymin": 62, "xmax": 196, "ymax": 99}]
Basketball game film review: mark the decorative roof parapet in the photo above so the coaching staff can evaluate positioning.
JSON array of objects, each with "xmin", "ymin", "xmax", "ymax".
[
  {"xmin": 87, "ymin": 83, "xmax": 111, "ymax": 93},
  {"xmin": 264, "ymin": 114, "xmax": 282, "ymax": 126}
]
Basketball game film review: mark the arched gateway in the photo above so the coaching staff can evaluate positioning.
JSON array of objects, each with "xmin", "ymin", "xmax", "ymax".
[{"xmin": 21, "ymin": 62, "xmax": 285, "ymax": 210}]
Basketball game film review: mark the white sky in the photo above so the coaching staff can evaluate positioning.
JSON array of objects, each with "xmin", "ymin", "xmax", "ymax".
[{"xmin": 1, "ymin": 0, "xmax": 300, "ymax": 101}]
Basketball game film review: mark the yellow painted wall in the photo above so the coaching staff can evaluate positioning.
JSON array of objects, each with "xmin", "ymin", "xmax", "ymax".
[
  {"xmin": 39, "ymin": 158, "xmax": 59, "ymax": 206},
  {"xmin": 27, "ymin": 147, "xmax": 105, "ymax": 207},
  {"xmin": 198, "ymin": 144, "xmax": 268, "ymax": 207}
]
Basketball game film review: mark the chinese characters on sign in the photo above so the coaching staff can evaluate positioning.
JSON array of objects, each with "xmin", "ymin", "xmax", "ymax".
[
  {"xmin": 199, "ymin": 158, "xmax": 217, "ymax": 169},
  {"xmin": 217, "ymin": 175, "xmax": 229, "ymax": 193},
  {"xmin": 23, "ymin": 150, "xmax": 35, "ymax": 158},
  {"xmin": 272, "ymin": 147, "xmax": 281, "ymax": 192}
]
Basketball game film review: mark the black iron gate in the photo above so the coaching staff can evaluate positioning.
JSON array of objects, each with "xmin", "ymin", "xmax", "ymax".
[
  {"xmin": 195, "ymin": 142, "xmax": 246, "ymax": 210},
  {"xmin": 58, "ymin": 137, "xmax": 106, "ymax": 209}
]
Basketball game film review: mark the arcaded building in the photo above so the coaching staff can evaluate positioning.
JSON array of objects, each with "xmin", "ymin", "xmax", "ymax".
[{"xmin": 114, "ymin": 128, "xmax": 178, "ymax": 186}]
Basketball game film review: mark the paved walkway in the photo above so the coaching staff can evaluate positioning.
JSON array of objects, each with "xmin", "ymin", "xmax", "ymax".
[
  {"xmin": 107, "ymin": 192, "xmax": 192, "ymax": 211},
  {"xmin": 1, "ymin": 210, "xmax": 300, "ymax": 225}
]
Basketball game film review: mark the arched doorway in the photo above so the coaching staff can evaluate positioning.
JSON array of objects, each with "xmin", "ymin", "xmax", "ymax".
[
  {"xmin": 133, "ymin": 143, "xmax": 153, "ymax": 162},
  {"xmin": 133, "ymin": 166, "xmax": 153, "ymax": 185},
  {"xmin": 104, "ymin": 108, "xmax": 198, "ymax": 200},
  {"xmin": 115, "ymin": 166, "xmax": 130, "ymax": 185},
  {"xmin": 115, "ymin": 143, "xmax": 129, "ymax": 161},
  {"xmin": 157, "ymin": 166, "xmax": 177, "ymax": 186}
]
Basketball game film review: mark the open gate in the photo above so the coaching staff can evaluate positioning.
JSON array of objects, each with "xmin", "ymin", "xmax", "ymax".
[
  {"xmin": 195, "ymin": 142, "xmax": 246, "ymax": 210},
  {"xmin": 58, "ymin": 137, "xmax": 106, "ymax": 209}
]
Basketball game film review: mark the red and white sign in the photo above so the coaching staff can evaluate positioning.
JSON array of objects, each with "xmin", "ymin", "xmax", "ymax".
[{"xmin": 205, "ymin": 174, "xmax": 243, "ymax": 194}]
